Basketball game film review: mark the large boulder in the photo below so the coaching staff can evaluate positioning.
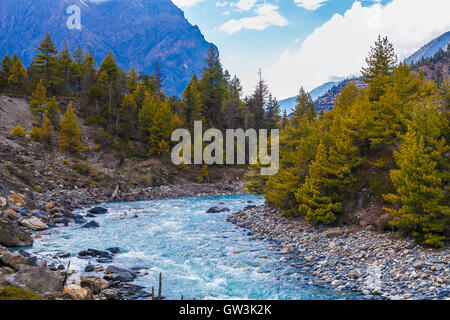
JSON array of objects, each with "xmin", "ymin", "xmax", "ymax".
[
  {"xmin": 105, "ymin": 265, "xmax": 137, "ymax": 282},
  {"xmin": 0, "ymin": 250, "xmax": 30, "ymax": 269},
  {"xmin": 80, "ymin": 276, "xmax": 109, "ymax": 294},
  {"xmin": 20, "ymin": 217, "xmax": 49, "ymax": 231},
  {"xmin": 89, "ymin": 207, "xmax": 108, "ymax": 214},
  {"xmin": 63, "ymin": 284, "xmax": 94, "ymax": 300},
  {"xmin": 82, "ymin": 221, "xmax": 100, "ymax": 229},
  {"xmin": 14, "ymin": 265, "xmax": 63, "ymax": 293},
  {"xmin": 0, "ymin": 218, "xmax": 33, "ymax": 247},
  {"xmin": 2, "ymin": 209, "xmax": 19, "ymax": 220},
  {"xmin": 29, "ymin": 210, "xmax": 48, "ymax": 221},
  {"xmin": 206, "ymin": 207, "xmax": 230, "ymax": 213}
]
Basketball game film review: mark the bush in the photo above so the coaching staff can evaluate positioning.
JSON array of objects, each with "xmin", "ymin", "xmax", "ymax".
[
  {"xmin": 12, "ymin": 124, "xmax": 26, "ymax": 137},
  {"xmin": 71, "ymin": 162, "xmax": 90, "ymax": 175},
  {"xmin": 0, "ymin": 286, "xmax": 44, "ymax": 300}
]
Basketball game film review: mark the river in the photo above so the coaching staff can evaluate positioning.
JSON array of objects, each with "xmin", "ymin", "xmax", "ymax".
[{"xmin": 28, "ymin": 194, "xmax": 358, "ymax": 300}]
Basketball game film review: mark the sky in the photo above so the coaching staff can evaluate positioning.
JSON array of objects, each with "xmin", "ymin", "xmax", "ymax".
[{"xmin": 172, "ymin": 0, "xmax": 450, "ymax": 99}]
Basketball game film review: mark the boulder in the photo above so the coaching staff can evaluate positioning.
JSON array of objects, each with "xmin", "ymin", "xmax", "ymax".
[
  {"xmin": 0, "ymin": 218, "xmax": 34, "ymax": 247},
  {"xmin": 14, "ymin": 265, "xmax": 63, "ymax": 293},
  {"xmin": 206, "ymin": 207, "xmax": 230, "ymax": 213},
  {"xmin": 82, "ymin": 221, "xmax": 100, "ymax": 229},
  {"xmin": 100, "ymin": 288, "xmax": 118, "ymax": 300},
  {"xmin": 80, "ymin": 276, "xmax": 110, "ymax": 294},
  {"xmin": 30, "ymin": 210, "xmax": 48, "ymax": 221},
  {"xmin": 105, "ymin": 265, "xmax": 137, "ymax": 282},
  {"xmin": 84, "ymin": 264, "xmax": 95, "ymax": 272},
  {"xmin": 63, "ymin": 284, "xmax": 94, "ymax": 300},
  {"xmin": 9, "ymin": 194, "xmax": 26, "ymax": 206},
  {"xmin": 2, "ymin": 209, "xmax": 19, "ymax": 220},
  {"xmin": 0, "ymin": 250, "xmax": 30, "ymax": 269},
  {"xmin": 89, "ymin": 207, "xmax": 108, "ymax": 214},
  {"xmin": 20, "ymin": 217, "xmax": 49, "ymax": 231},
  {"xmin": 0, "ymin": 197, "xmax": 7, "ymax": 209},
  {"xmin": 106, "ymin": 247, "xmax": 121, "ymax": 254}
]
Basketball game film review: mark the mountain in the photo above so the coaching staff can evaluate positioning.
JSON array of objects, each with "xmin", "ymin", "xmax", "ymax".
[
  {"xmin": 0, "ymin": 0, "xmax": 215, "ymax": 97},
  {"xmin": 314, "ymin": 79, "xmax": 368, "ymax": 113},
  {"xmin": 405, "ymin": 31, "xmax": 450, "ymax": 64},
  {"xmin": 410, "ymin": 43, "xmax": 449, "ymax": 85},
  {"xmin": 278, "ymin": 81, "xmax": 339, "ymax": 114}
]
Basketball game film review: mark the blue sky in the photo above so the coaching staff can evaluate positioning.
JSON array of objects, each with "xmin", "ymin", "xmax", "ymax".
[{"xmin": 173, "ymin": 0, "xmax": 450, "ymax": 99}]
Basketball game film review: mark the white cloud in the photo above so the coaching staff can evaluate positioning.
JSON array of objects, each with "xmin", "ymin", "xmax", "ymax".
[
  {"xmin": 265, "ymin": 0, "xmax": 450, "ymax": 99},
  {"xmin": 172, "ymin": 0, "xmax": 205, "ymax": 8},
  {"xmin": 236, "ymin": 0, "xmax": 259, "ymax": 11},
  {"xmin": 294, "ymin": 0, "xmax": 330, "ymax": 10},
  {"xmin": 220, "ymin": 4, "xmax": 288, "ymax": 34}
]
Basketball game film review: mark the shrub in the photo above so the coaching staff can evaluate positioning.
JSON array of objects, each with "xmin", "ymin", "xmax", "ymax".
[
  {"xmin": 0, "ymin": 286, "xmax": 44, "ymax": 300},
  {"xmin": 12, "ymin": 124, "xmax": 26, "ymax": 137}
]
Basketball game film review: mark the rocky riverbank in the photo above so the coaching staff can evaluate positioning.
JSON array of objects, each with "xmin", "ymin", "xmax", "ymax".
[
  {"xmin": 227, "ymin": 205, "xmax": 449, "ymax": 300},
  {"xmin": 0, "ymin": 182, "xmax": 246, "ymax": 300}
]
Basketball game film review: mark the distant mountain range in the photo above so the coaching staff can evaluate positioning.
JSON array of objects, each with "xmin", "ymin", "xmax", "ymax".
[
  {"xmin": 278, "ymin": 81, "xmax": 338, "ymax": 114},
  {"xmin": 406, "ymin": 31, "xmax": 450, "ymax": 64},
  {"xmin": 279, "ymin": 31, "xmax": 450, "ymax": 114},
  {"xmin": 0, "ymin": 0, "xmax": 215, "ymax": 97}
]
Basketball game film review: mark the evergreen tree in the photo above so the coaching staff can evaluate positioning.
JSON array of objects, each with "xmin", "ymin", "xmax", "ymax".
[
  {"xmin": 182, "ymin": 75, "xmax": 203, "ymax": 130},
  {"xmin": 295, "ymin": 142, "xmax": 341, "ymax": 224},
  {"xmin": 46, "ymin": 96, "xmax": 60, "ymax": 129},
  {"xmin": 32, "ymin": 33, "xmax": 58, "ymax": 92},
  {"xmin": 8, "ymin": 56, "xmax": 27, "ymax": 93},
  {"xmin": 59, "ymin": 104, "xmax": 84, "ymax": 152},
  {"xmin": 292, "ymin": 87, "xmax": 316, "ymax": 124},
  {"xmin": 119, "ymin": 93, "xmax": 138, "ymax": 140},
  {"xmin": 248, "ymin": 69, "xmax": 269, "ymax": 129},
  {"xmin": 199, "ymin": 45, "xmax": 226, "ymax": 127},
  {"xmin": 12, "ymin": 123, "xmax": 26, "ymax": 137},
  {"xmin": 56, "ymin": 43, "xmax": 74, "ymax": 95},
  {"xmin": 384, "ymin": 130, "xmax": 449, "ymax": 247},
  {"xmin": 361, "ymin": 35, "xmax": 397, "ymax": 100},
  {"xmin": 264, "ymin": 95, "xmax": 281, "ymax": 129},
  {"xmin": 0, "ymin": 54, "xmax": 13, "ymax": 91},
  {"xmin": 29, "ymin": 80, "xmax": 48, "ymax": 126}
]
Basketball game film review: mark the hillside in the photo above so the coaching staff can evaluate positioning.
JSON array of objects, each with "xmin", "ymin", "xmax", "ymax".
[
  {"xmin": 406, "ymin": 31, "xmax": 450, "ymax": 64},
  {"xmin": 411, "ymin": 44, "xmax": 449, "ymax": 85},
  {"xmin": 0, "ymin": 0, "xmax": 214, "ymax": 96},
  {"xmin": 0, "ymin": 95, "xmax": 245, "ymax": 209}
]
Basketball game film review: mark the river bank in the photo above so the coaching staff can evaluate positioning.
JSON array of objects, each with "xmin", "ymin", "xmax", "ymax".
[{"xmin": 227, "ymin": 205, "xmax": 449, "ymax": 300}]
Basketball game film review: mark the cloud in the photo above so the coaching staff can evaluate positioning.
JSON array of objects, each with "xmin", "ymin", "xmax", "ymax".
[
  {"xmin": 294, "ymin": 0, "xmax": 330, "ymax": 10},
  {"xmin": 220, "ymin": 4, "xmax": 288, "ymax": 34},
  {"xmin": 236, "ymin": 0, "xmax": 259, "ymax": 11},
  {"xmin": 265, "ymin": 0, "xmax": 450, "ymax": 99},
  {"xmin": 172, "ymin": 0, "xmax": 205, "ymax": 8}
]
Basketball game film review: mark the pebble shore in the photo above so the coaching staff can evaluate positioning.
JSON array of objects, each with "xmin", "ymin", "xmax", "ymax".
[{"xmin": 227, "ymin": 205, "xmax": 450, "ymax": 300}]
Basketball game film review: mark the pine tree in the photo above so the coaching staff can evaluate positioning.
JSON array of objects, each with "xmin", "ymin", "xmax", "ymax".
[
  {"xmin": 361, "ymin": 35, "xmax": 397, "ymax": 101},
  {"xmin": 182, "ymin": 75, "xmax": 203, "ymax": 130},
  {"xmin": 248, "ymin": 69, "xmax": 269, "ymax": 129},
  {"xmin": 292, "ymin": 87, "xmax": 316, "ymax": 124},
  {"xmin": 384, "ymin": 130, "xmax": 449, "ymax": 247},
  {"xmin": 33, "ymin": 33, "xmax": 58, "ymax": 92},
  {"xmin": 56, "ymin": 43, "xmax": 74, "ymax": 95},
  {"xmin": 138, "ymin": 95, "xmax": 179, "ymax": 156},
  {"xmin": 46, "ymin": 96, "xmax": 60, "ymax": 129},
  {"xmin": 30, "ymin": 117, "xmax": 54, "ymax": 145},
  {"xmin": 29, "ymin": 80, "xmax": 48, "ymax": 126},
  {"xmin": 8, "ymin": 57, "xmax": 27, "ymax": 93},
  {"xmin": 199, "ymin": 45, "xmax": 226, "ymax": 127},
  {"xmin": 119, "ymin": 93, "xmax": 138, "ymax": 140},
  {"xmin": 59, "ymin": 104, "xmax": 84, "ymax": 152},
  {"xmin": 295, "ymin": 142, "xmax": 341, "ymax": 224},
  {"xmin": 0, "ymin": 54, "xmax": 13, "ymax": 91},
  {"xmin": 264, "ymin": 95, "xmax": 281, "ymax": 129}
]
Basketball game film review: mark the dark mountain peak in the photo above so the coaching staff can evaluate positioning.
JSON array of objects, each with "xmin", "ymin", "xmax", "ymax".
[{"xmin": 0, "ymin": 0, "xmax": 215, "ymax": 96}]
